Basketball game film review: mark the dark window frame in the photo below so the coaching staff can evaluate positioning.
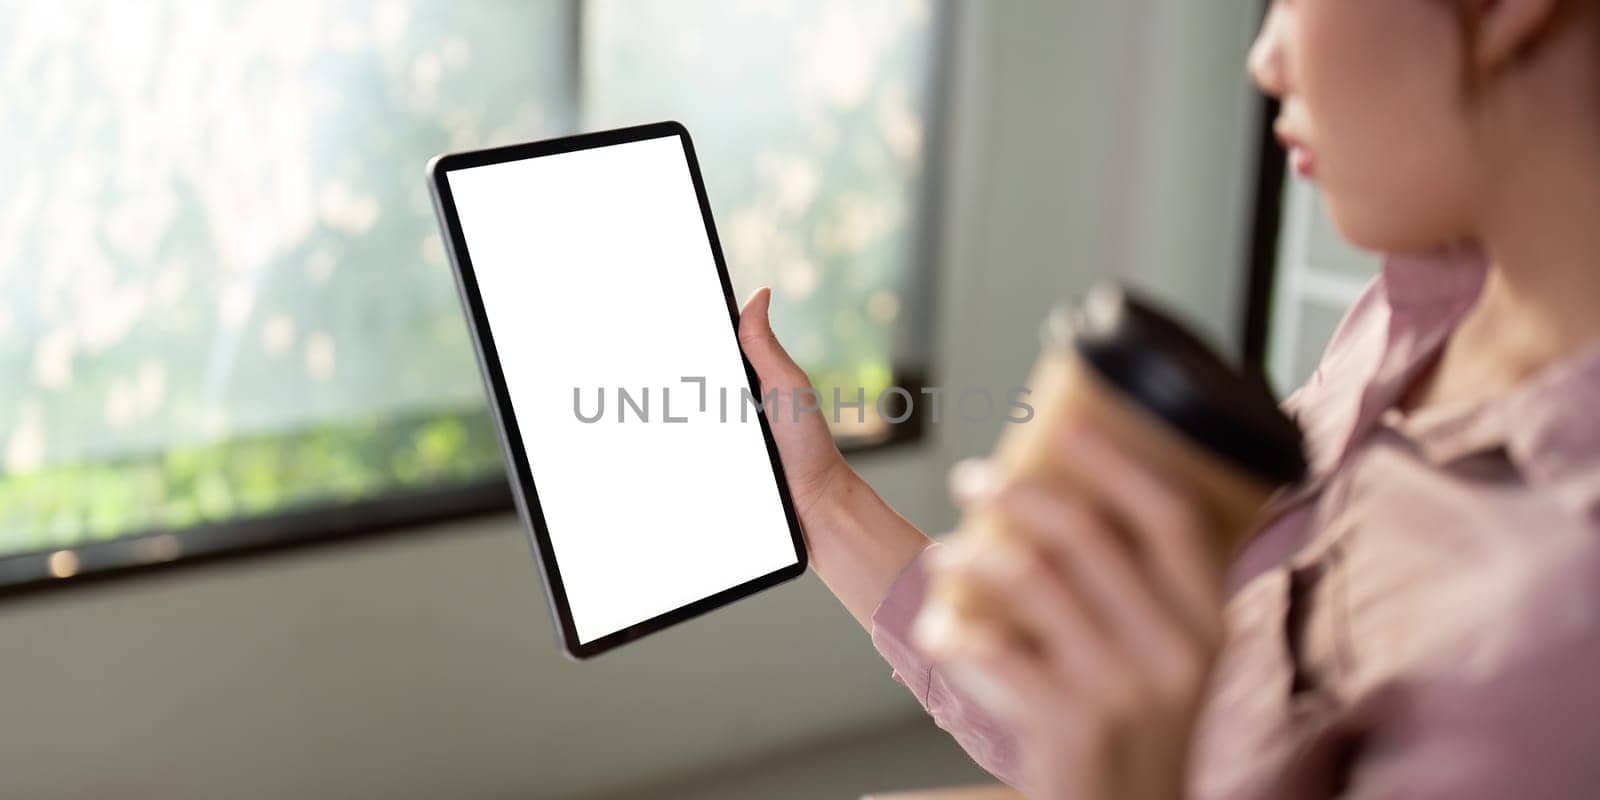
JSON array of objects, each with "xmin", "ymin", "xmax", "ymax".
[
  {"xmin": 1239, "ymin": 97, "xmax": 1287, "ymax": 379},
  {"xmin": 0, "ymin": 0, "xmax": 954, "ymax": 595}
]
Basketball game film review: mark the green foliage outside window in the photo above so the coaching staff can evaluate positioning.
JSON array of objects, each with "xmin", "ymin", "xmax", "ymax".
[{"xmin": 0, "ymin": 0, "xmax": 935, "ymax": 561}]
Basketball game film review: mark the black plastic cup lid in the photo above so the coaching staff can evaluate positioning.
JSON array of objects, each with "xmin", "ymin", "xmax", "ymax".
[{"xmin": 1044, "ymin": 283, "xmax": 1307, "ymax": 485}]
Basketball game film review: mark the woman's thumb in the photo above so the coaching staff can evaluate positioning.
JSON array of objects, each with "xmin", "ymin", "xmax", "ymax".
[{"xmin": 738, "ymin": 287, "xmax": 799, "ymax": 384}]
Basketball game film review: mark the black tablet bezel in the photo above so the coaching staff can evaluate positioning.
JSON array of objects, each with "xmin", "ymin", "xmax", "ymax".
[{"xmin": 427, "ymin": 121, "xmax": 809, "ymax": 660}]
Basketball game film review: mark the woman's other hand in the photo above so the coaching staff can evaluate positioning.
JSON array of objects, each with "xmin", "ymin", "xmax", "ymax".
[{"xmin": 915, "ymin": 424, "xmax": 1228, "ymax": 800}]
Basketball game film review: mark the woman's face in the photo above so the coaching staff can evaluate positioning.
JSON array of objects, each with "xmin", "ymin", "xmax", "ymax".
[{"xmin": 1250, "ymin": 0, "xmax": 1483, "ymax": 253}]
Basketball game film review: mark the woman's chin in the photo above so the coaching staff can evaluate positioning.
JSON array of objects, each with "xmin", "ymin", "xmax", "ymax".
[{"xmin": 1319, "ymin": 190, "xmax": 1465, "ymax": 256}]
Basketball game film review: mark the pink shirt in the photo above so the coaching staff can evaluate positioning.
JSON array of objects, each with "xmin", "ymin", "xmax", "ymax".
[{"xmin": 871, "ymin": 246, "xmax": 1600, "ymax": 797}]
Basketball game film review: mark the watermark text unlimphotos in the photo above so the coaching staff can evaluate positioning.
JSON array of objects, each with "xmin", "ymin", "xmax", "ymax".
[{"xmin": 572, "ymin": 376, "xmax": 1035, "ymax": 425}]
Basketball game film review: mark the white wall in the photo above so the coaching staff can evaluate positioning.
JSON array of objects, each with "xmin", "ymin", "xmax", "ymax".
[
  {"xmin": 0, "ymin": 3, "xmax": 1264, "ymax": 797},
  {"xmin": 928, "ymin": 0, "xmax": 1262, "ymax": 477}
]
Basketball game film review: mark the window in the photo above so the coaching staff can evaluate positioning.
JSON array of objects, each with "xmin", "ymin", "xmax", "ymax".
[
  {"xmin": 0, "ymin": 0, "xmax": 944, "ymax": 584},
  {"xmin": 1262, "ymin": 176, "xmax": 1380, "ymax": 393}
]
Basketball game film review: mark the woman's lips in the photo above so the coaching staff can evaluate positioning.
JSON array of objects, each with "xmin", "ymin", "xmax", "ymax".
[
  {"xmin": 1274, "ymin": 124, "xmax": 1316, "ymax": 178},
  {"xmin": 1289, "ymin": 145, "xmax": 1315, "ymax": 178}
]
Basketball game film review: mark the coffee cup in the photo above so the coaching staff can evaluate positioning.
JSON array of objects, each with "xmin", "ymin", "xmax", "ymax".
[{"xmin": 934, "ymin": 282, "xmax": 1307, "ymax": 622}]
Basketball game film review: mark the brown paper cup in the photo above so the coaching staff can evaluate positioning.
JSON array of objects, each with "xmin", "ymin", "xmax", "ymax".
[{"xmin": 931, "ymin": 284, "xmax": 1304, "ymax": 630}]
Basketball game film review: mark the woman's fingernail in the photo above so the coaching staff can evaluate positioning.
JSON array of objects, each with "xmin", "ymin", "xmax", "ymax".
[
  {"xmin": 912, "ymin": 605, "xmax": 956, "ymax": 654},
  {"xmin": 949, "ymin": 664, "xmax": 1021, "ymax": 718},
  {"xmin": 949, "ymin": 458, "xmax": 997, "ymax": 504}
]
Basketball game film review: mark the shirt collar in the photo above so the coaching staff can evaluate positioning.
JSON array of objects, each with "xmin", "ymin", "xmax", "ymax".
[
  {"xmin": 1499, "ymin": 340, "xmax": 1600, "ymax": 520},
  {"xmin": 1321, "ymin": 245, "xmax": 1487, "ymax": 470},
  {"xmin": 1370, "ymin": 247, "xmax": 1600, "ymax": 520}
]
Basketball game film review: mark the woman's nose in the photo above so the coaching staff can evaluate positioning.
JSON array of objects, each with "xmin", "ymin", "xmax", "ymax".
[{"xmin": 1248, "ymin": 6, "xmax": 1287, "ymax": 98}]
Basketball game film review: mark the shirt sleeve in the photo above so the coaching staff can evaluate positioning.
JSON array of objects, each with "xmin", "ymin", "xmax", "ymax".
[{"xmin": 870, "ymin": 542, "xmax": 1026, "ymax": 788}]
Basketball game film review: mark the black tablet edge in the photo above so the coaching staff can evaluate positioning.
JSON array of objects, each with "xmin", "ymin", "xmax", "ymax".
[{"xmin": 427, "ymin": 121, "xmax": 810, "ymax": 660}]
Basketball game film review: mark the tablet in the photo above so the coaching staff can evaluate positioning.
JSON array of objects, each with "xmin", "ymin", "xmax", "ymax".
[{"xmin": 428, "ymin": 122, "xmax": 807, "ymax": 659}]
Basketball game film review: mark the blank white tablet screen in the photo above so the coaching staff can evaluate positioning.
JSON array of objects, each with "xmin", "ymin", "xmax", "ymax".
[{"xmin": 443, "ymin": 135, "xmax": 800, "ymax": 645}]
